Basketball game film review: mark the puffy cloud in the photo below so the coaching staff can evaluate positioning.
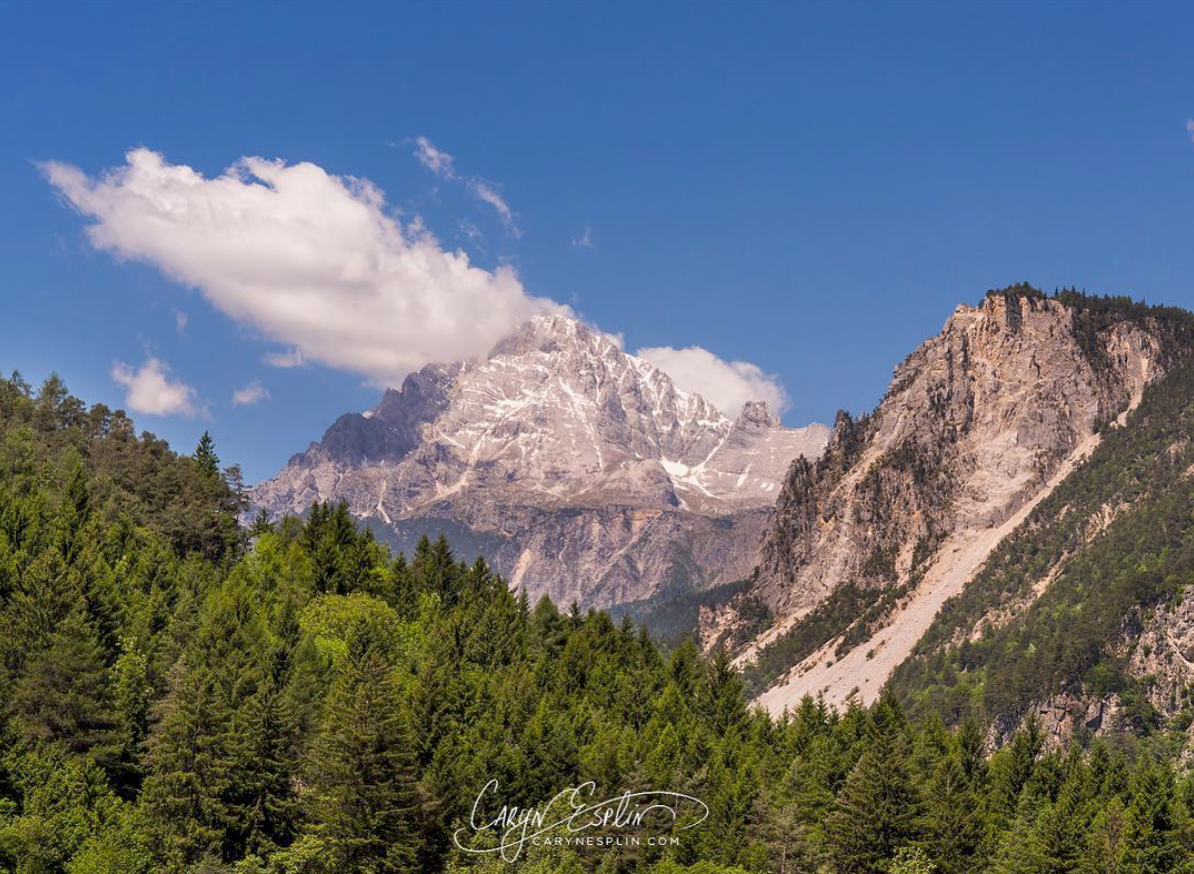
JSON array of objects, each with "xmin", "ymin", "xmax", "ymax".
[
  {"xmin": 634, "ymin": 345, "xmax": 789, "ymax": 420},
  {"xmin": 173, "ymin": 308, "xmax": 188, "ymax": 334},
  {"xmin": 413, "ymin": 136, "xmax": 520, "ymax": 236},
  {"xmin": 44, "ymin": 149, "xmax": 563, "ymax": 386},
  {"xmin": 1188, "ymin": 119, "xmax": 1194, "ymax": 144},
  {"xmin": 110, "ymin": 356, "xmax": 197, "ymax": 417},
  {"xmin": 572, "ymin": 227, "xmax": 594, "ymax": 248},
  {"xmin": 232, "ymin": 379, "xmax": 270, "ymax": 406}
]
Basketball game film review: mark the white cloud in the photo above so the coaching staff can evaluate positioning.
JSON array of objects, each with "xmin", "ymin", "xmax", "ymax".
[
  {"xmin": 572, "ymin": 227, "xmax": 594, "ymax": 248},
  {"xmin": 472, "ymin": 181, "xmax": 517, "ymax": 231},
  {"xmin": 413, "ymin": 136, "xmax": 521, "ymax": 237},
  {"xmin": 173, "ymin": 308, "xmax": 188, "ymax": 334},
  {"xmin": 1187, "ymin": 119, "xmax": 1194, "ymax": 144},
  {"xmin": 263, "ymin": 347, "xmax": 306, "ymax": 369},
  {"xmin": 232, "ymin": 379, "xmax": 270, "ymax": 406},
  {"xmin": 44, "ymin": 148, "xmax": 564, "ymax": 386},
  {"xmin": 110, "ymin": 356, "xmax": 197, "ymax": 417},
  {"xmin": 634, "ymin": 345, "xmax": 789, "ymax": 420},
  {"xmin": 413, "ymin": 136, "xmax": 455, "ymax": 176}
]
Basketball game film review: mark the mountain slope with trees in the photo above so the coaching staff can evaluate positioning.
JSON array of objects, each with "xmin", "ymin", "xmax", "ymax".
[
  {"xmin": 3, "ymin": 365, "xmax": 1194, "ymax": 873},
  {"xmin": 735, "ymin": 287, "xmax": 1194, "ymax": 720}
]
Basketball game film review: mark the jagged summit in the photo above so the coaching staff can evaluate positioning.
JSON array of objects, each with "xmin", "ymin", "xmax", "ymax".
[{"xmin": 255, "ymin": 314, "xmax": 828, "ymax": 608}]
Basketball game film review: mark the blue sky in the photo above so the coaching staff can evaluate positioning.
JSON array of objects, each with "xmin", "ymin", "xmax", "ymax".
[{"xmin": 3, "ymin": 1, "xmax": 1194, "ymax": 483}]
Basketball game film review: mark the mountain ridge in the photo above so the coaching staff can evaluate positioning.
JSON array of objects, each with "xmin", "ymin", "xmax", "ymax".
[
  {"xmin": 253, "ymin": 313, "xmax": 829, "ymax": 609},
  {"xmin": 729, "ymin": 286, "xmax": 1194, "ymax": 725}
]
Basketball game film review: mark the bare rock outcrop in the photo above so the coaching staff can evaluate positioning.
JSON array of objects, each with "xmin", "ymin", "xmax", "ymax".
[{"xmin": 742, "ymin": 288, "xmax": 1173, "ymax": 711}]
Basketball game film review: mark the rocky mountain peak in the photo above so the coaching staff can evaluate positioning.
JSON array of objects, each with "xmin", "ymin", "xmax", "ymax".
[
  {"xmin": 254, "ymin": 314, "xmax": 829, "ymax": 610},
  {"xmin": 735, "ymin": 400, "xmax": 780, "ymax": 430},
  {"xmin": 488, "ymin": 313, "xmax": 620, "ymax": 361}
]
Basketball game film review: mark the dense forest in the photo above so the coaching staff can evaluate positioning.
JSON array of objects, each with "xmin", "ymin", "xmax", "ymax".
[{"xmin": 3, "ymin": 372, "xmax": 1194, "ymax": 874}]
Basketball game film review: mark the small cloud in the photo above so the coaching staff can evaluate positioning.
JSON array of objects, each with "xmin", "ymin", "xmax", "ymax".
[
  {"xmin": 174, "ymin": 308, "xmax": 188, "ymax": 334},
  {"xmin": 634, "ymin": 345, "xmax": 790, "ymax": 420},
  {"xmin": 110, "ymin": 356, "xmax": 198, "ymax": 417},
  {"xmin": 232, "ymin": 379, "xmax": 270, "ymax": 406},
  {"xmin": 572, "ymin": 227, "xmax": 595, "ymax": 249},
  {"xmin": 472, "ymin": 181, "xmax": 518, "ymax": 235},
  {"xmin": 601, "ymin": 329, "xmax": 625, "ymax": 349},
  {"xmin": 413, "ymin": 136, "xmax": 455, "ymax": 176},
  {"xmin": 413, "ymin": 136, "xmax": 521, "ymax": 236},
  {"xmin": 262, "ymin": 347, "xmax": 306, "ymax": 369},
  {"xmin": 458, "ymin": 220, "xmax": 483, "ymax": 242},
  {"xmin": 1187, "ymin": 119, "xmax": 1194, "ymax": 144}
]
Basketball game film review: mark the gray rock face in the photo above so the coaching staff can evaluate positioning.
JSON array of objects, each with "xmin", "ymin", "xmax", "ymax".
[
  {"xmin": 737, "ymin": 291, "xmax": 1182, "ymax": 714},
  {"xmin": 752, "ymin": 292, "xmax": 1166, "ymax": 619},
  {"xmin": 253, "ymin": 314, "xmax": 828, "ymax": 608}
]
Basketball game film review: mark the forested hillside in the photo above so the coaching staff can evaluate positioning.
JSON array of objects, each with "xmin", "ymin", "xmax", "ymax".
[
  {"xmin": 890, "ymin": 336, "xmax": 1194, "ymax": 739},
  {"xmin": 3, "ymin": 372, "xmax": 1194, "ymax": 874}
]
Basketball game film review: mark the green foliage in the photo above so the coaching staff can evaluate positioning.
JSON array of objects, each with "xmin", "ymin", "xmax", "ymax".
[
  {"xmin": 891, "ymin": 352, "xmax": 1194, "ymax": 728},
  {"xmin": 2, "ymin": 371, "xmax": 1194, "ymax": 874}
]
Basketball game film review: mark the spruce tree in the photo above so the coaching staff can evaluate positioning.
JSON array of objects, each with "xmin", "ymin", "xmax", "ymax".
[
  {"xmin": 922, "ymin": 750, "xmax": 985, "ymax": 874},
  {"xmin": 826, "ymin": 695, "xmax": 920, "ymax": 874},
  {"xmin": 305, "ymin": 629, "xmax": 420, "ymax": 873},
  {"xmin": 11, "ymin": 604, "xmax": 119, "ymax": 767},
  {"xmin": 249, "ymin": 507, "xmax": 274, "ymax": 538},
  {"xmin": 702, "ymin": 646, "xmax": 749, "ymax": 738},
  {"xmin": 141, "ymin": 661, "xmax": 229, "ymax": 870},
  {"xmin": 1117, "ymin": 761, "xmax": 1187, "ymax": 874},
  {"xmin": 193, "ymin": 432, "xmax": 221, "ymax": 479},
  {"xmin": 111, "ymin": 635, "xmax": 152, "ymax": 792}
]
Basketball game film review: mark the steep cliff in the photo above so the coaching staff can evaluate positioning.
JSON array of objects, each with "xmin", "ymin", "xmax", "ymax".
[{"xmin": 740, "ymin": 287, "xmax": 1193, "ymax": 714}]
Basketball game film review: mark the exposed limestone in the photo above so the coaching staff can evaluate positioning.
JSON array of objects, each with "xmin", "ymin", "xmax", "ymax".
[
  {"xmin": 253, "ymin": 314, "xmax": 828, "ymax": 609},
  {"xmin": 741, "ymin": 291, "xmax": 1169, "ymax": 713}
]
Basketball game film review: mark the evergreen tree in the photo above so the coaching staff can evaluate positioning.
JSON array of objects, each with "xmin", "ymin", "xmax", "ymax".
[
  {"xmin": 249, "ymin": 507, "xmax": 274, "ymax": 538},
  {"xmin": 702, "ymin": 646, "xmax": 749, "ymax": 738},
  {"xmin": 1117, "ymin": 761, "xmax": 1187, "ymax": 874},
  {"xmin": 11, "ymin": 604, "xmax": 120, "ymax": 766},
  {"xmin": 111, "ymin": 635, "xmax": 152, "ymax": 792},
  {"xmin": 826, "ymin": 695, "xmax": 921, "ymax": 873},
  {"xmin": 141, "ymin": 662, "xmax": 229, "ymax": 870},
  {"xmin": 304, "ymin": 629, "xmax": 420, "ymax": 873},
  {"xmin": 922, "ymin": 749, "xmax": 985, "ymax": 874},
  {"xmin": 194, "ymin": 432, "xmax": 221, "ymax": 479},
  {"xmin": 1080, "ymin": 797, "xmax": 1128, "ymax": 874}
]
